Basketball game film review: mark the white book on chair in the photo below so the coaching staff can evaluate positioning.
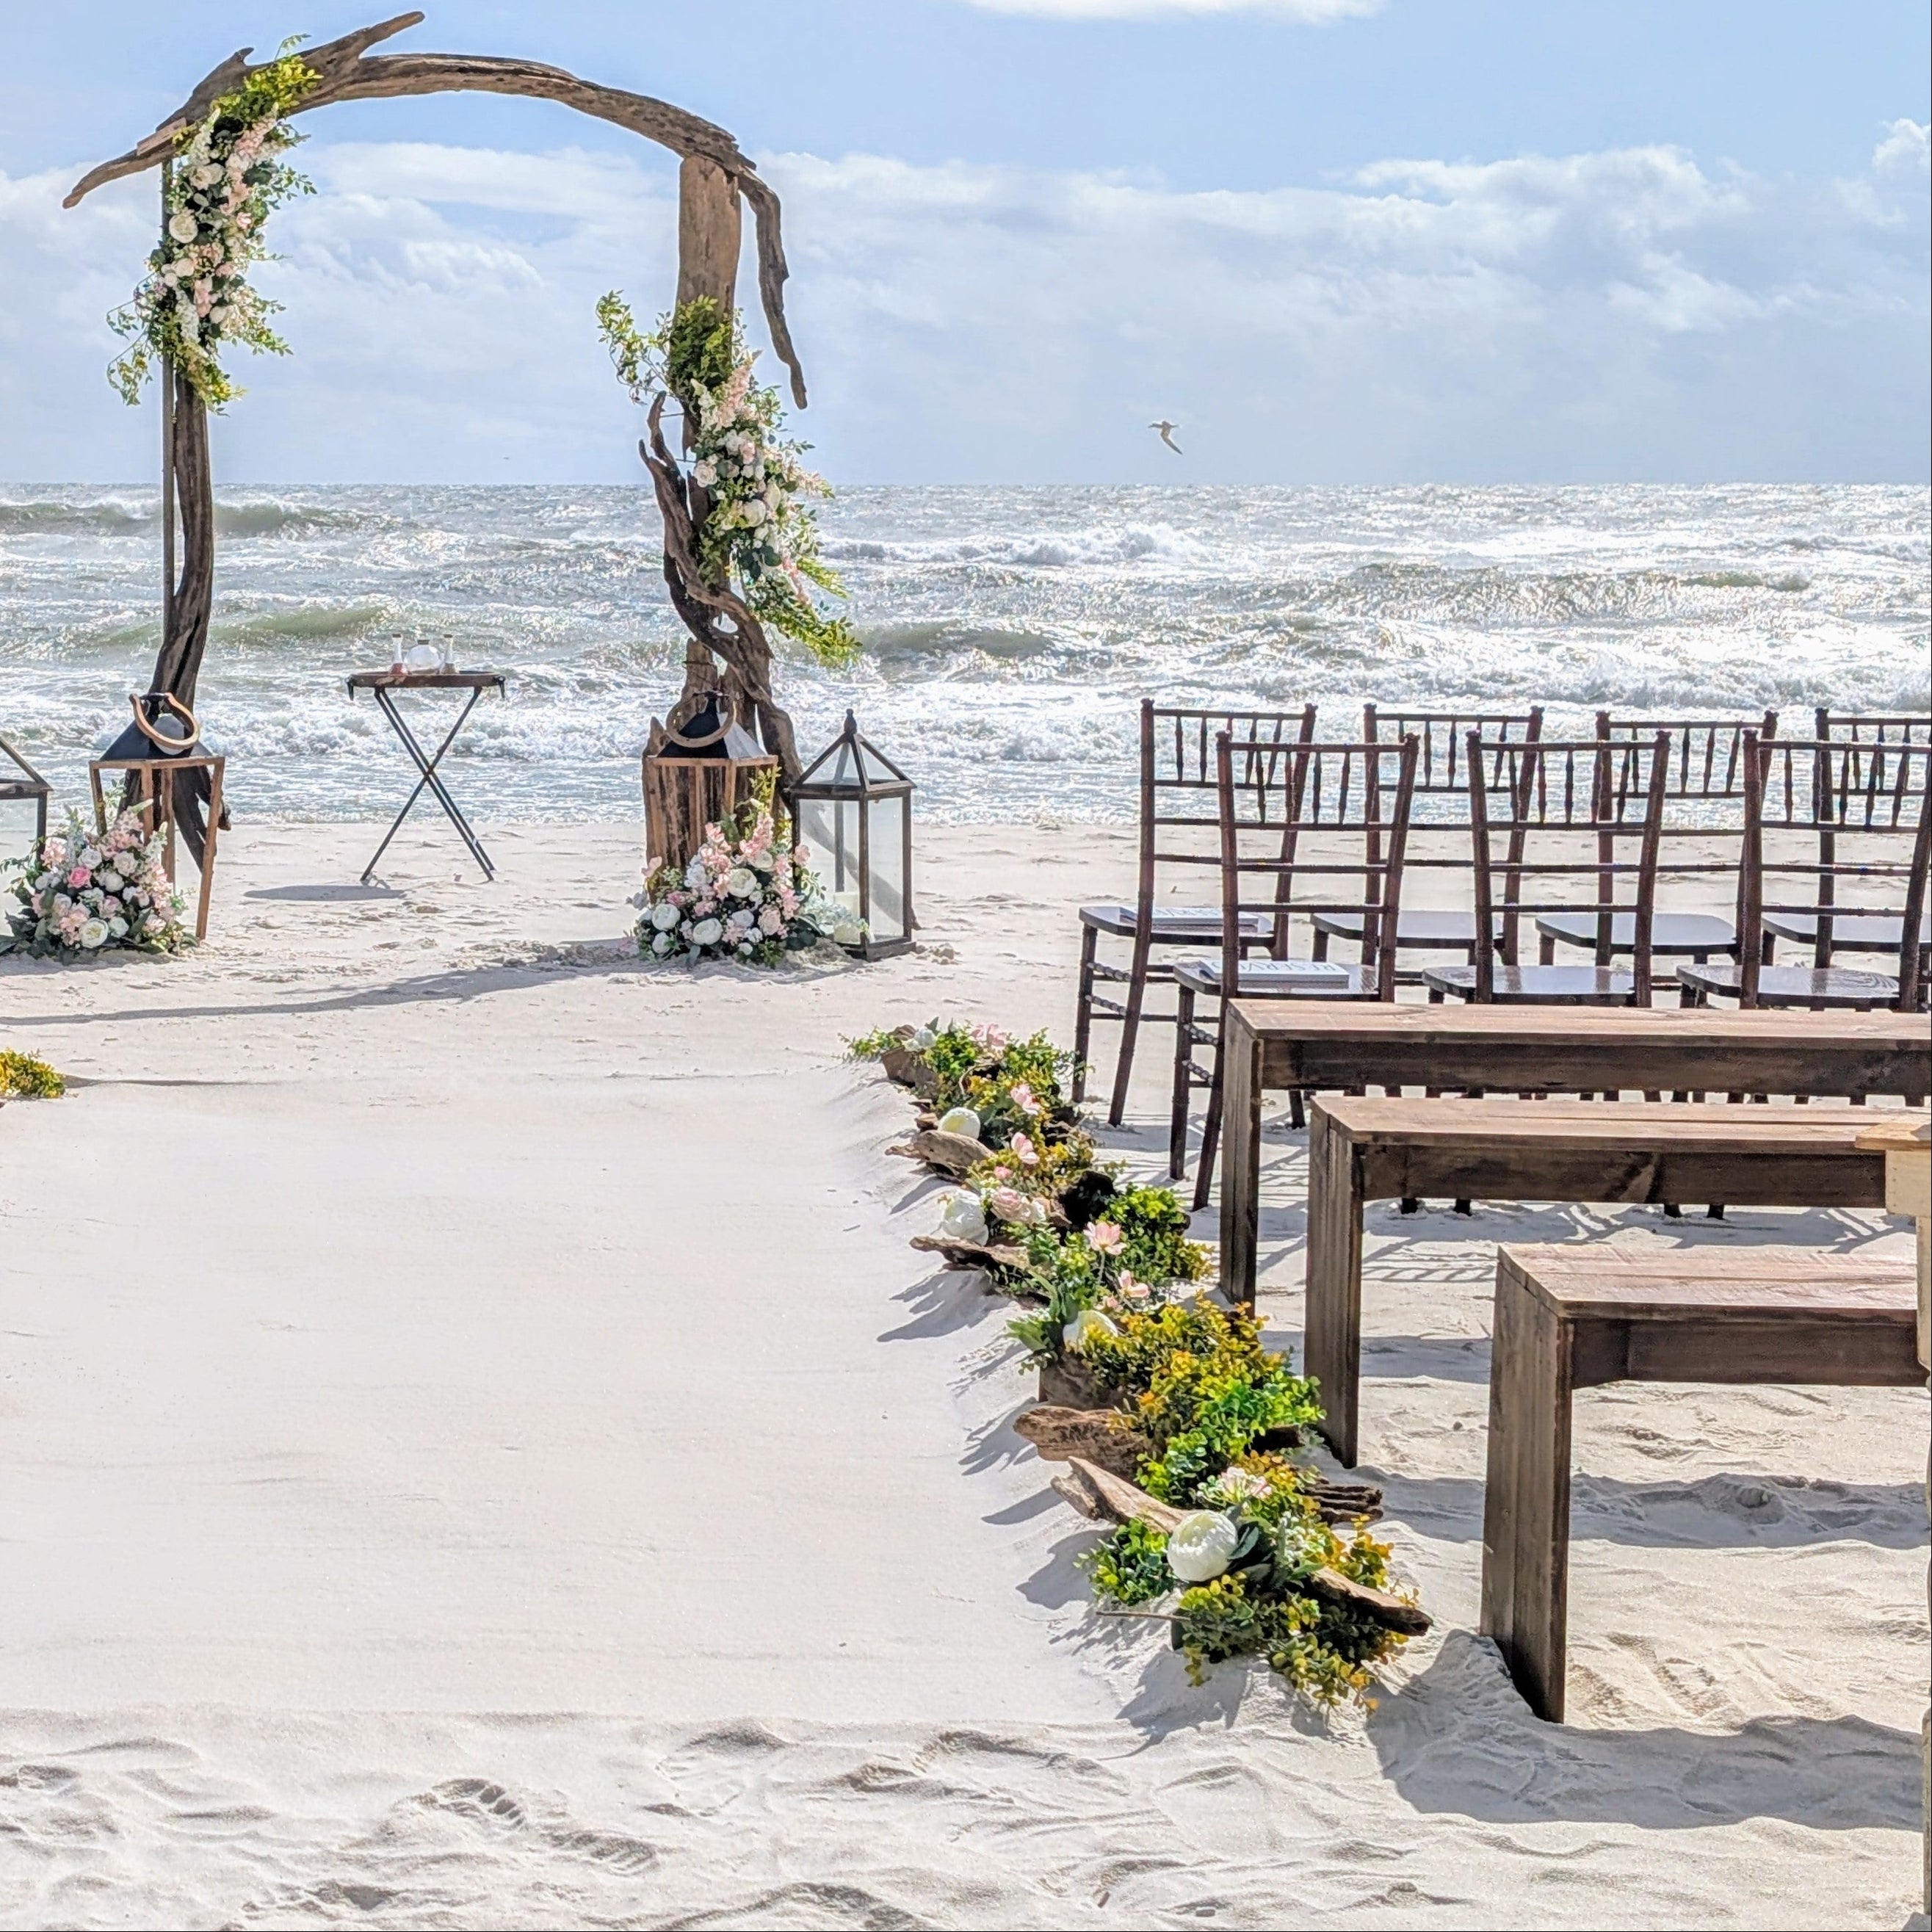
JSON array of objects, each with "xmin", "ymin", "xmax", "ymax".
[{"xmin": 1240, "ymin": 958, "xmax": 1351, "ymax": 986}]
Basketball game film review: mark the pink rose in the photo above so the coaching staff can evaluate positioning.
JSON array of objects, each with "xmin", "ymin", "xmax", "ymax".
[
  {"xmin": 68, "ymin": 867, "xmax": 90, "ymax": 888},
  {"xmin": 988, "ymin": 1187, "xmax": 1028, "ymax": 1224},
  {"xmin": 1088, "ymin": 1221, "xmax": 1123, "ymax": 1254}
]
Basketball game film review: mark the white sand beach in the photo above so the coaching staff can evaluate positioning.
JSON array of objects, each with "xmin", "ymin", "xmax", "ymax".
[{"xmin": 0, "ymin": 819, "xmax": 1925, "ymax": 1928}]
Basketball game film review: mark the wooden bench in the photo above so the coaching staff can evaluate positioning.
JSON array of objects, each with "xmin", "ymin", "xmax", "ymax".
[
  {"xmin": 1305, "ymin": 1098, "xmax": 1918, "ymax": 1466},
  {"xmin": 1219, "ymin": 1004, "xmax": 1932, "ymax": 1305},
  {"xmin": 1480, "ymin": 1244, "xmax": 1921, "ymax": 1723}
]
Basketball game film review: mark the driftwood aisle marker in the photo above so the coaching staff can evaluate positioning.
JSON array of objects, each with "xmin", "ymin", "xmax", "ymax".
[{"xmin": 1049, "ymin": 1457, "xmax": 1429, "ymax": 1638}]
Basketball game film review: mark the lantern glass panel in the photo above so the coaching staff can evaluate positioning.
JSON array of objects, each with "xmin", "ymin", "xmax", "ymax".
[
  {"xmin": 866, "ymin": 793, "xmax": 908, "ymax": 943},
  {"xmin": 798, "ymin": 795, "xmax": 865, "ymax": 913}
]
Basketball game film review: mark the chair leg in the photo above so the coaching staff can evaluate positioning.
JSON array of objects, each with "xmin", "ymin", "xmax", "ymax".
[
  {"xmin": 1480, "ymin": 1265, "xmax": 1575, "ymax": 1723},
  {"xmin": 1306, "ymin": 1108, "xmax": 1367, "ymax": 1466},
  {"xmin": 1169, "ymin": 983, "xmax": 1197, "ymax": 1182},
  {"xmin": 1193, "ymin": 1054, "xmax": 1225, "ymax": 1213},
  {"xmin": 1071, "ymin": 922, "xmax": 1099, "ymax": 1105},
  {"xmin": 1109, "ymin": 928, "xmax": 1157, "ymax": 1128}
]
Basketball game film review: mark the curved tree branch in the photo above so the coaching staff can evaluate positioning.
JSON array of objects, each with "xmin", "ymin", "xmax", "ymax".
[{"xmin": 64, "ymin": 12, "xmax": 809, "ymax": 406}]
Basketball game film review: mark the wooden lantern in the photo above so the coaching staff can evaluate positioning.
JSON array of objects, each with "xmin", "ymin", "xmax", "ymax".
[
  {"xmin": 641, "ymin": 695, "xmax": 779, "ymax": 873},
  {"xmin": 792, "ymin": 711, "xmax": 916, "ymax": 959}
]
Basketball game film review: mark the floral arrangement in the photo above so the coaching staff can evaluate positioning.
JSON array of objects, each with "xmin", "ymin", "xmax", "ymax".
[
  {"xmin": 859, "ymin": 1009, "xmax": 1425, "ymax": 1707},
  {"xmin": 2, "ymin": 806, "xmax": 189, "ymax": 959},
  {"xmin": 109, "ymin": 42, "xmax": 318, "ymax": 409},
  {"xmin": 635, "ymin": 797, "xmax": 839, "ymax": 965},
  {"xmin": 598, "ymin": 294, "xmax": 859, "ymax": 666}
]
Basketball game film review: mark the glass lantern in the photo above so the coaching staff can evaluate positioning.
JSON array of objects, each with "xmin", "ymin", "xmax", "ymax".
[{"xmin": 792, "ymin": 711, "xmax": 915, "ymax": 958}]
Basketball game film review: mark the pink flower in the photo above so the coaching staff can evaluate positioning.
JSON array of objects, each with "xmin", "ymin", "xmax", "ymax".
[
  {"xmin": 1009, "ymin": 1081, "xmax": 1043, "ymax": 1119},
  {"xmin": 1010, "ymin": 1132, "xmax": 1038, "ymax": 1168},
  {"xmin": 68, "ymin": 867, "xmax": 90, "ymax": 889},
  {"xmin": 988, "ymin": 1187, "xmax": 1029, "ymax": 1223},
  {"xmin": 972, "ymin": 1023, "xmax": 1008, "ymax": 1055},
  {"xmin": 1088, "ymin": 1221, "xmax": 1123, "ymax": 1254},
  {"xmin": 1118, "ymin": 1271, "xmax": 1145, "ymax": 1297}
]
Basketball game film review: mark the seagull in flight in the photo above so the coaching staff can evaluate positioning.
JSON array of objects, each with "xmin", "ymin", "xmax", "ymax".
[{"xmin": 1150, "ymin": 420, "xmax": 1183, "ymax": 455}]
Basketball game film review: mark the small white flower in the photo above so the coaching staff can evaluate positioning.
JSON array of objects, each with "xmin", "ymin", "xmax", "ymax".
[
  {"xmin": 78, "ymin": 918, "xmax": 109, "ymax": 949},
  {"xmin": 725, "ymin": 866, "xmax": 758, "ymax": 899},
  {"xmin": 651, "ymin": 931, "xmax": 673, "ymax": 956},
  {"xmin": 650, "ymin": 902, "xmax": 681, "ymax": 932},
  {"xmin": 167, "ymin": 211, "xmax": 199, "ymax": 243},
  {"xmin": 107, "ymin": 916, "xmax": 129, "ymax": 938},
  {"xmin": 908, "ymin": 1024, "xmax": 937, "ymax": 1052}
]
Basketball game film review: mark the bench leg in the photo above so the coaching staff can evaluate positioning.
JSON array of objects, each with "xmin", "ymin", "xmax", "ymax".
[
  {"xmin": 1306, "ymin": 1110, "xmax": 1366, "ymax": 1466},
  {"xmin": 1071, "ymin": 922, "xmax": 1099, "ymax": 1104},
  {"xmin": 1481, "ymin": 1264, "xmax": 1575, "ymax": 1723}
]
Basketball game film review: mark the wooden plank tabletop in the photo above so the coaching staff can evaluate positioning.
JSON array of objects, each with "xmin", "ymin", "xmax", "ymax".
[
  {"xmin": 1316, "ymin": 1099, "xmax": 1925, "ymax": 1150},
  {"xmin": 1228, "ymin": 1002, "xmax": 1923, "ymax": 1046},
  {"xmin": 345, "ymin": 670, "xmax": 506, "ymax": 691}
]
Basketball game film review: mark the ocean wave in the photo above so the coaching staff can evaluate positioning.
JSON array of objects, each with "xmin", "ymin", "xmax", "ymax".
[
  {"xmin": 0, "ymin": 497, "xmax": 153, "ymax": 533},
  {"xmin": 827, "ymin": 521, "xmax": 1221, "ymax": 571}
]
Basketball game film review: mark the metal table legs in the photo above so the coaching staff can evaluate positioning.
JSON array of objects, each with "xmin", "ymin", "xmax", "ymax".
[{"xmin": 361, "ymin": 684, "xmax": 496, "ymax": 885}]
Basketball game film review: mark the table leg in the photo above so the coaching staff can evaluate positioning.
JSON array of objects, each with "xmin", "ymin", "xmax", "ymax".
[
  {"xmin": 363, "ymin": 687, "xmax": 496, "ymax": 884},
  {"xmin": 1220, "ymin": 1015, "xmax": 1262, "ymax": 1308},
  {"xmin": 1306, "ymin": 1107, "xmax": 1366, "ymax": 1466},
  {"xmin": 1481, "ymin": 1259, "xmax": 1575, "ymax": 1723}
]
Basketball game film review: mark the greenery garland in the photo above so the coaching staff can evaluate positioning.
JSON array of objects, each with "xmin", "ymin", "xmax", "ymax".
[
  {"xmin": 108, "ymin": 41, "xmax": 318, "ymax": 410},
  {"xmin": 598, "ymin": 292, "xmax": 861, "ymax": 667}
]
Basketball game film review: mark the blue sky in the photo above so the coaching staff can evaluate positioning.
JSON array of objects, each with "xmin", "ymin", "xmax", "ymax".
[{"xmin": 1, "ymin": 0, "xmax": 1927, "ymax": 482}]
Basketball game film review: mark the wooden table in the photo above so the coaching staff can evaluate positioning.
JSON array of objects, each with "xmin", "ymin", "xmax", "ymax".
[
  {"xmin": 1306, "ymin": 1098, "xmax": 1914, "ymax": 1466},
  {"xmin": 1481, "ymin": 1244, "xmax": 1920, "ymax": 1723},
  {"xmin": 1854, "ymin": 1113, "xmax": 1931, "ymax": 1916},
  {"xmin": 1218, "ymin": 1004, "xmax": 1932, "ymax": 1303}
]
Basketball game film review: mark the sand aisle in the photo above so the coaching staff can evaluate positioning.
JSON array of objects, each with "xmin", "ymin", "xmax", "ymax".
[{"xmin": 0, "ymin": 821, "xmax": 1925, "ymax": 1928}]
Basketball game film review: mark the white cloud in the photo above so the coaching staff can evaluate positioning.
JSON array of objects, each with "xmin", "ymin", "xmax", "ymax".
[
  {"xmin": 1873, "ymin": 117, "xmax": 1929, "ymax": 175},
  {"xmin": 0, "ymin": 130, "xmax": 1923, "ymax": 483},
  {"xmin": 955, "ymin": 0, "xmax": 1377, "ymax": 17}
]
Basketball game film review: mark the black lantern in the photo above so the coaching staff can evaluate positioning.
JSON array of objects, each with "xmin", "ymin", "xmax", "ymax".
[{"xmin": 792, "ymin": 711, "xmax": 915, "ymax": 958}]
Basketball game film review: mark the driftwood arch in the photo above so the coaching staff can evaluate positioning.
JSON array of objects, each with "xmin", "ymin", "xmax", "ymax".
[{"xmin": 68, "ymin": 10, "xmax": 816, "ymax": 853}]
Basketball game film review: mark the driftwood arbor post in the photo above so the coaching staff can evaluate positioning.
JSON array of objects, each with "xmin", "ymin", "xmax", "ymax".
[{"xmin": 67, "ymin": 10, "xmax": 820, "ymax": 856}]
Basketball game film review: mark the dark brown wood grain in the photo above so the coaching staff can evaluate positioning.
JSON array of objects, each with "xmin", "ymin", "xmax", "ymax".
[
  {"xmin": 1302, "ymin": 1097, "xmax": 1912, "ymax": 1465},
  {"xmin": 1480, "ymin": 1244, "xmax": 1919, "ymax": 1721}
]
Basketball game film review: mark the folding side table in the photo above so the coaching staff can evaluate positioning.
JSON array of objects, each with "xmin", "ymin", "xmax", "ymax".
[{"xmin": 347, "ymin": 670, "xmax": 505, "ymax": 885}]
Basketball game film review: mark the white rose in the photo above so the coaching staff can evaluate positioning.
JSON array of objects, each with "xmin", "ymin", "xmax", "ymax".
[
  {"xmin": 684, "ymin": 858, "xmax": 706, "ymax": 890},
  {"xmin": 1165, "ymin": 1510, "xmax": 1240, "ymax": 1584},
  {"xmin": 78, "ymin": 918, "xmax": 109, "ymax": 949},
  {"xmin": 692, "ymin": 460, "xmax": 717, "ymax": 487},
  {"xmin": 758, "ymin": 907, "xmax": 784, "ymax": 936},
  {"xmin": 167, "ymin": 211, "xmax": 199, "ymax": 243},
  {"xmin": 742, "ymin": 499, "xmax": 767, "ymax": 526},
  {"xmin": 936, "ymin": 1107, "xmax": 981, "ymax": 1140},
  {"xmin": 650, "ymin": 902, "xmax": 681, "ymax": 932},
  {"xmin": 831, "ymin": 916, "xmax": 865, "ymax": 947},
  {"xmin": 100, "ymin": 869, "xmax": 125, "ymax": 892},
  {"xmin": 193, "ymin": 163, "xmax": 222, "ymax": 187},
  {"xmin": 691, "ymin": 918, "xmax": 723, "ymax": 947},
  {"xmin": 937, "ymin": 1193, "xmax": 988, "ymax": 1244},
  {"xmin": 651, "ymin": 931, "xmax": 673, "ymax": 956},
  {"xmin": 737, "ymin": 941, "xmax": 754, "ymax": 956},
  {"xmin": 750, "ymin": 850, "xmax": 775, "ymax": 874},
  {"xmin": 108, "ymin": 917, "xmax": 128, "ymax": 938},
  {"xmin": 80, "ymin": 847, "xmax": 102, "ymax": 868},
  {"xmin": 1062, "ymin": 1308, "xmax": 1118, "ymax": 1354},
  {"xmin": 725, "ymin": 866, "xmax": 758, "ymax": 899},
  {"xmin": 908, "ymin": 1025, "xmax": 937, "ymax": 1052}
]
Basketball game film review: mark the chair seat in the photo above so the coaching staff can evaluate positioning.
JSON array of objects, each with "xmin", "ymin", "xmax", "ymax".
[
  {"xmin": 1676, "ymin": 960, "xmax": 1905, "ymax": 1009},
  {"xmin": 1311, "ymin": 909, "xmax": 1491, "ymax": 949},
  {"xmin": 1535, "ymin": 911, "xmax": 1737, "ymax": 958},
  {"xmin": 1761, "ymin": 911, "xmax": 1931, "ymax": 951},
  {"xmin": 1423, "ymin": 963, "xmax": 1638, "ymax": 1005},
  {"xmin": 1080, "ymin": 903, "xmax": 1272, "ymax": 941},
  {"xmin": 1173, "ymin": 956, "xmax": 1378, "ymax": 997}
]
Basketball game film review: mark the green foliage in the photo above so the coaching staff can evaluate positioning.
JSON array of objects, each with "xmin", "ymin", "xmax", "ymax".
[
  {"xmin": 1004, "ymin": 1226, "xmax": 1105, "ymax": 1357},
  {"xmin": 0, "ymin": 1050, "xmax": 65, "ymax": 1099},
  {"xmin": 1082, "ymin": 1519, "xmax": 1170, "ymax": 1606},
  {"xmin": 1110, "ymin": 1185, "xmax": 1211, "ymax": 1286},
  {"xmin": 844, "ymin": 1026, "xmax": 905, "ymax": 1061}
]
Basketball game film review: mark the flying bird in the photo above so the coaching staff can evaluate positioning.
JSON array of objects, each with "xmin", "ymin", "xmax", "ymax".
[{"xmin": 1150, "ymin": 420, "xmax": 1183, "ymax": 455}]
